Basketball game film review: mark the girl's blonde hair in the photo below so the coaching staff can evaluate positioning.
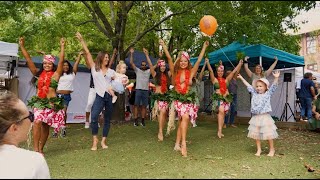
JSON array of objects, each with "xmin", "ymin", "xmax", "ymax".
[{"xmin": 116, "ymin": 60, "xmax": 126, "ymax": 73}]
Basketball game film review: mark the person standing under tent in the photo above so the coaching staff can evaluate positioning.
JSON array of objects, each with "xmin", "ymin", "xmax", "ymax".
[
  {"xmin": 129, "ymin": 47, "xmax": 151, "ymax": 127},
  {"xmin": 299, "ymin": 72, "xmax": 316, "ymax": 122},
  {"xmin": 19, "ymin": 37, "xmax": 65, "ymax": 155},
  {"xmin": 76, "ymin": 32, "xmax": 115, "ymax": 151},
  {"xmin": 54, "ymin": 51, "xmax": 82, "ymax": 137},
  {"xmin": 165, "ymin": 39, "xmax": 209, "ymax": 157}
]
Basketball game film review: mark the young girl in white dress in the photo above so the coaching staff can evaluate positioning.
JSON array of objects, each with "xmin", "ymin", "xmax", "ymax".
[{"xmin": 237, "ymin": 70, "xmax": 280, "ymax": 157}]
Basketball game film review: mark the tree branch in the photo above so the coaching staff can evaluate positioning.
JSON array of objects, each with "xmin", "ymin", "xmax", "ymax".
[
  {"xmin": 81, "ymin": 1, "xmax": 110, "ymax": 38},
  {"xmin": 124, "ymin": 1, "xmax": 204, "ymax": 54},
  {"xmin": 125, "ymin": 1, "xmax": 134, "ymax": 13},
  {"xmin": 76, "ymin": 20, "xmax": 95, "ymax": 26},
  {"xmin": 91, "ymin": 1, "xmax": 115, "ymax": 38}
]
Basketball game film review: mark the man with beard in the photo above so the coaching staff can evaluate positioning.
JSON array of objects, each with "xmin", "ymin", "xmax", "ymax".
[{"xmin": 129, "ymin": 47, "xmax": 151, "ymax": 126}]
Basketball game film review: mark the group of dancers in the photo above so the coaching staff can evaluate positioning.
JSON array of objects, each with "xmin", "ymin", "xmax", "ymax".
[{"xmin": 18, "ymin": 32, "xmax": 280, "ymax": 157}]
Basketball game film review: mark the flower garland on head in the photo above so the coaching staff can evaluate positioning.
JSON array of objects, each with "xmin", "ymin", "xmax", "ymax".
[
  {"xmin": 160, "ymin": 73, "xmax": 168, "ymax": 93},
  {"xmin": 37, "ymin": 71, "xmax": 54, "ymax": 98},
  {"xmin": 216, "ymin": 60, "xmax": 227, "ymax": 95},
  {"xmin": 175, "ymin": 69, "xmax": 190, "ymax": 95}
]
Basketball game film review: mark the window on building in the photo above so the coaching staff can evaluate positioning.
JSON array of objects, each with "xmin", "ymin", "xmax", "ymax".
[{"xmin": 306, "ymin": 36, "xmax": 316, "ymax": 54}]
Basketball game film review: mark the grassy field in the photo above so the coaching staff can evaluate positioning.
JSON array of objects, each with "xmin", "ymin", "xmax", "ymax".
[{"xmin": 27, "ymin": 116, "xmax": 320, "ymax": 179}]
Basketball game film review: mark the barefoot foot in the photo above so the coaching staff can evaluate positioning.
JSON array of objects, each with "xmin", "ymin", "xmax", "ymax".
[
  {"xmin": 158, "ymin": 132, "xmax": 163, "ymax": 141},
  {"xmin": 91, "ymin": 138, "xmax": 98, "ymax": 151},
  {"xmin": 173, "ymin": 144, "xmax": 181, "ymax": 151},
  {"xmin": 101, "ymin": 142, "xmax": 108, "ymax": 149},
  {"xmin": 181, "ymin": 144, "xmax": 187, "ymax": 157},
  {"xmin": 255, "ymin": 149, "xmax": 261, "ymax": 156},
  {"xmin": 267, "ymin": 149, "xmax": 275, "ymax": 157}
]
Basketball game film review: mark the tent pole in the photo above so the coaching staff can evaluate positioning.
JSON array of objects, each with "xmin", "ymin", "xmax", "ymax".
[{"xmin": 259, "ymin": 56, "xmax": 262, "ymax": 66}]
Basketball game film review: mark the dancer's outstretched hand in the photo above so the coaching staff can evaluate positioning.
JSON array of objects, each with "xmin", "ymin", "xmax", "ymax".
[
  {"xmin": 19, "ymin": 37, "xmax": 25, "ymax": 47},
  {"xmin": 272, "ymin": 70, "xmax": 280, "ymax": 78},
  {"xmin": 143, "ymin": 48, "xmax": 148, "ymax": 55},
  {"xmin": 237, "ymin": 73, "xmax": 243, "ymax": 79},
  {"xmin": 75, "ymin": 32, "xmax": 83, "ymax": 41},
  {"xmin": 159, "ymin": 39, "xmax": 165, "ymax": 46},
  {"xmin": 203, "ymin": 40, "xmax": 209, "ymax": 48},
  {"xmin": 60, "ymin": 37, "xmax": 65, "ymax": 46}
]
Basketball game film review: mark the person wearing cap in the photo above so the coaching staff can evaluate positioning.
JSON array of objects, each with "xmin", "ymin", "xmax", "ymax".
[
  {"xmin": 0, "ymin": 91, "xmax": 50, "ymax": 178},
  {"xmin": 147, "ymin": 40, "xmax": 171, "ymax": 141},
  {"xmin": 19, "ymin": 37, "xmax": 65, "ymax": 155},
  {"xmin": 129, "ymin": 47, "xmax": 151, "ymax": 127},
  {"xmin": 166, "ymin": 40, "xmax": 209, "ymax": 157},
  {"xmin": 237, "ymin": 70, "xmax": 280, "ymax": 157},
  {"xmin": 206, "ymin": 58, "xmax": 243, "ymax": 139}
]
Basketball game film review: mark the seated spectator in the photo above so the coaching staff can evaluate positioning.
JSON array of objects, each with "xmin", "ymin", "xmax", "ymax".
[
  {"xmin": 0, "ymin": 90, "xmax": 51, "ymax": 178},
  {"xmin": 309, "ymin": 96, "xmax": 320, "ymax": 132}
]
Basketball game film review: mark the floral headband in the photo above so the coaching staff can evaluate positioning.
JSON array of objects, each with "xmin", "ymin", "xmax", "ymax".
[
  {"xmin": 215, "ymin": 60, "xmax": 224, "ymax": 71},
  {"xmin": 43, "ymin": 55, "xmax": 56, "ymax": 64},
  {"xmin": 181, "ymin": 51, "xmax": 190, "ymax": 61},
  {"xmin": 158, "ymin": 60, "xmax": 166, "ymax": 67}
]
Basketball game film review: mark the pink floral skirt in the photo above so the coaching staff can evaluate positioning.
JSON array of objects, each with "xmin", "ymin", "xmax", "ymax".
[
  {"xmin": 158, "ymin": 100, "xmax": 169, "ymax": 111},
  {"xmin": 173, "ymin": 100, "xmax": 198, "ymax": 125},
  {"xmin": 34, "ymin": 108, "xmax": 65, "ymax": 133}
]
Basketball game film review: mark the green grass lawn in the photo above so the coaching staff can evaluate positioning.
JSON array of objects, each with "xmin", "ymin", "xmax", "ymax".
[{"xmin": 29, "ymin": 117, "xmax": 320, "ymax": 179}]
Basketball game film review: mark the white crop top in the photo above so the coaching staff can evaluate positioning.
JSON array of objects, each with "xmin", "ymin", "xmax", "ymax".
[{"xmin": 57, "ymin": 72, "xmax": 76, "ymax": 91}]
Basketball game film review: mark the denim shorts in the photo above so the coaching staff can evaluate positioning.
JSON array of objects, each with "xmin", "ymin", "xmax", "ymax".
[
  {"xmin": 57, "ymin": 93, "xmax": 72, "ymax": 107},
  {"xmin": 134, "ymin": 89, "xmax": 149, "ymax": 106}
]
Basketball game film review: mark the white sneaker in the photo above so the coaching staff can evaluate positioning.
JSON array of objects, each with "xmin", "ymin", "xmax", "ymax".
[
  {"xmin": 84, "ymin": 122, "xmax": 90, "ymax": 129},
  {"xmin": 112, "ymin": 96, "xmax": 118, "ymax": 103}
]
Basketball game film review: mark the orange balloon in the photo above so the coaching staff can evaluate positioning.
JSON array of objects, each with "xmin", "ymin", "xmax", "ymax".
[{"xmin": 199, "ymin": 15, "xmax": 218, "ymax": 36}]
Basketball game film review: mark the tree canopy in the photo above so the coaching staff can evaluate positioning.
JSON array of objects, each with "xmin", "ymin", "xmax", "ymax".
[{"xmin": 0, "ymin": 1, "xmax": 316, "ymax": 63}]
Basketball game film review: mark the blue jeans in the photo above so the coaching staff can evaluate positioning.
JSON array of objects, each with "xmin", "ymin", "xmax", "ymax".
[
  {"xmin": 224, "ymin": 94, "xmax": 237, "ymax": 125},
  {"xmin": 300, "ymin": 97, "xmax": 312, "ymax": 119},
  {"xmin": 91, "ymin": 93, "xmax": 113, "ymax": 137}
]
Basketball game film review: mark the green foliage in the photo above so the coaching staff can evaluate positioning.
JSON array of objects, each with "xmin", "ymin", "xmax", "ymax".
[
  {"xmin": 167, "ymin": 90, "xmax": 197, "ymax": 103},
  {"xmin": 236, "ymin": 51, "xmax": 245, "ymax": 61},
  {"xmin": 27, "ymin": 96, "xmax": 64, "ymax": 111}
]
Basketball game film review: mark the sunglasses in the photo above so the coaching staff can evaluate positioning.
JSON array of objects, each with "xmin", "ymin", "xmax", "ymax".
[{"xmin": 19, "ymin": 111, "xmax": 34, "ymax": 123}]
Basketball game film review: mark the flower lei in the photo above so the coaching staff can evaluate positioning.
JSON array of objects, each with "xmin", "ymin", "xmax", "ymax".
[
  {"xmin": 160, "ymin": 73, "xmax": 168, "ymax": 93},
  {"xmin": 175, "ymin": 69, "xmax": 190, "ymax": 95},
  {"xmin": 217, "ymin": 77, "xmax": 227, "ymax": 95},
  {"xmin": 37, "ymin": 71, "xmax": 54, "ymax": 98}
]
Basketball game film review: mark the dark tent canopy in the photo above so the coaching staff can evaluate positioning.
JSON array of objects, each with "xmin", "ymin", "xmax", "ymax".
[{"xmin": 190, "ymin": 41, "xmax": 304, "ymax": 70}]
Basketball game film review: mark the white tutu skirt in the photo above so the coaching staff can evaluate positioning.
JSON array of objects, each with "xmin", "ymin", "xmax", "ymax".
[
  {"xmin": 247, "ymin": 113, "xmax": 279, "ymax": 140},
  {"xmin": 111, "ymin": 80, "xmax": 125, "ymax": 93}
]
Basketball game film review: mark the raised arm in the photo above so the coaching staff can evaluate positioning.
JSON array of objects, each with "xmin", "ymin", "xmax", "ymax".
[
  {"xmin": 108, "ymin": 48, "xmax": 117, "ymax": 69},
  {"xmin": 54, "ymin": 37, "xmax": 65, "ymax": 78},
  {"xmin": 159, "ymin": 39, "xmax": 173, "ymax": 76},
  {"xmin": 129, "ymin": 47, "xmax": 137, "ymax": 70},
  {"xmin": 143, "ymin": 48, "xmax": 156, "ymax": 78},
  {"xmin": 191, "ymin": 41, "xmax": 209, "ymax": 79},
  {"xmin": 198, "ymin": 58, "xmax": 208, "ymax": 81},
  {"xmin": 206, "ymin": 58, "xmax": 216, "ymax": 84},
  {"xmin": 237, "ymin": 73, "xmax": 251, "ymax": 87},
  {"xmin": 73, "ymin": 51, "xmax": 82, "ymax": 74},
  {"xmin": 272, "ymin": 70, "xmax": 280, "ymax": 85},
  {"xmin": 226, "ymin": 60, "xmax": 243, "ymax": 82},
  {"xmin": 243, "ymin": 56, "xmax": 253, "ymax": 78},
  {"xmin": 75, "ymin": 32, "xmax": 94, "ymax": 68},
  {"xmin": 265, "ymin": 56, "xmax": 278, "ymax": 77},
  {"xmin": 19, "ymin": 37, "xmax": 37, "ymax": 76}
]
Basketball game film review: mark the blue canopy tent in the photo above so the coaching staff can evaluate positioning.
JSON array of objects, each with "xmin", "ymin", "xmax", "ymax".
[{"xmin": 190, "ymin": 41, "xmax": 305, "ymax": 70}]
